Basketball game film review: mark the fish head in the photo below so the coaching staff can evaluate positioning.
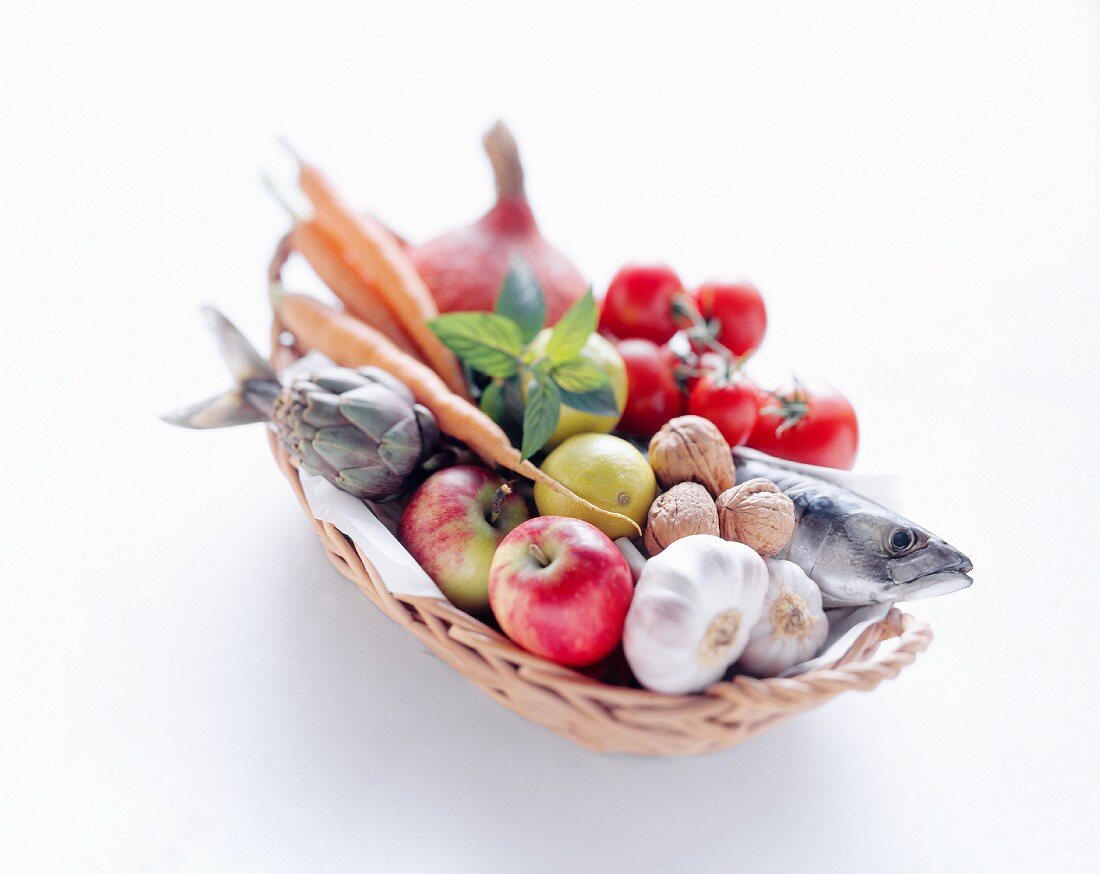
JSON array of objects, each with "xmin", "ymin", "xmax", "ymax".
[
  {"xmin": 883, "ymin": 522, "xmax": 974, "ymax": 601},
  {"xmin": 805, "ymin": 510, "xmax": 974, "ymax": 606}
]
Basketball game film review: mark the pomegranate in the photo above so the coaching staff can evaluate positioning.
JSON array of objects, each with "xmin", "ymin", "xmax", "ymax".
[{"xmin": 410, "ymin": 122, "xmax": 587, "ymax": 324}]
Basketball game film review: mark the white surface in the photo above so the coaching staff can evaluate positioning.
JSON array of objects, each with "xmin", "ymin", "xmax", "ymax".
[{"xmin": 2, "ymin": 2, "xmax": 1099, "ymax": 871}]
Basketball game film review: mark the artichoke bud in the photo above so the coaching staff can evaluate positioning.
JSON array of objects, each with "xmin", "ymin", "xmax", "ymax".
[
  {"xmin": 356, "ymin": 365, "xmax": 415, "ymax": 404},
  {"xmin": 301, "ymin": 391, "xmax": 346, "ymax": 430},
  {"xmin": 338, "ymin": 384, "xmax": 410, "ymax": 441},
  {"xmin": 273, "ymin": 367, "xmax": 442, "ymax": 502},
  {"xmin": 309, "ymin": 368, "xmax": 370, "ymax": 395}
]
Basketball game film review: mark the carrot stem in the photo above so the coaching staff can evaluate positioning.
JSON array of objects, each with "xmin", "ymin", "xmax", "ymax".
[{"xmin": 289, "ymin": 154, "xmax": 470, "ymax": 399}]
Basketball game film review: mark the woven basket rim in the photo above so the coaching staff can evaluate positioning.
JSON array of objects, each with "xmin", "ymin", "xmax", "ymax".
[{"xmin": 268, "ymin": 321, "xmax": 934, "ymax": 754}]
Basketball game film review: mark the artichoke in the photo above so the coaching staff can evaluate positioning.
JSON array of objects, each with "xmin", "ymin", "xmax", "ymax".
[{"xmin": 273, "ymin": 365, "xmax": 443, "ymax": 501}]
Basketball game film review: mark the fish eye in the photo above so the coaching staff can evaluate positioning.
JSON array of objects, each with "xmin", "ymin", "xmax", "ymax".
[{"xmin": 888, "ymin": 527, "xmax": 917, "ymax": 554}]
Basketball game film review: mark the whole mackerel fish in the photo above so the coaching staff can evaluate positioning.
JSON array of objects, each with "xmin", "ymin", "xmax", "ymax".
[{"xmin": 733, "ymin": 450, "xmax": 973, "ymax": 607}]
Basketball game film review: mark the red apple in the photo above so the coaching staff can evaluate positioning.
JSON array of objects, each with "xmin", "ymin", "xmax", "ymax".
[
  {"xmin": 488, "ymin": 516, "xmax": 634, "ymax": 666},
  {"xmin": 399, "ymin": 466, "xmax": 529, "ymax": 611}
]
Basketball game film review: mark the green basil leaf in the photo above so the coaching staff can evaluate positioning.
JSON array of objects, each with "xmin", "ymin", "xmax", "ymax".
[
  {"xmin": 428, "ymin": 313, "xmax": 522, "ymax": 378},
  {"xmin": 521, "ymin": 373, "xmax": 561, "ymax": 460},
  {"xmin": 479, "ymin": 380, "xmax": 506, "ymax": 422},
  {"xmin": 560, "ymin": 383, "xmax": 620, "ymax": 416},
  {"xmin": 551, "ymin": 359, "xmax": 610, "ymax": 393},
  {"xmin": 544, "ymin": 288, "xmax": 596, "ymax": 363},
  {"xmin": 495, "ymin": 257, "xmax": 546, "ymax": 344}
]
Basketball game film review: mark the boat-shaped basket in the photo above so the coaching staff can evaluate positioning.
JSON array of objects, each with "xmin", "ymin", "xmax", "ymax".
[{"xmin": 269, "ymin": 328, "xmax": 933, "ymax": 756}]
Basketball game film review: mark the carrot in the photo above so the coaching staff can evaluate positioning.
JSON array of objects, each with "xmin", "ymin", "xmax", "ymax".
[
  {"xmin": 276, "ymin": 291, "xmax": 641, "ymax": 537},
  {"xmin": 289, "ymin": 220, "xmax": 424, "ymax": 362},
  {"xmin": 290, "ymin": 157, "xmax": 469, "ymax": 399}
]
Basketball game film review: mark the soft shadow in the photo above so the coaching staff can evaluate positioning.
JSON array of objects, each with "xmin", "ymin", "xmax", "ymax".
[{"xmin": 250, "ymin": 513, "xmax": 892, "ymax": 870}]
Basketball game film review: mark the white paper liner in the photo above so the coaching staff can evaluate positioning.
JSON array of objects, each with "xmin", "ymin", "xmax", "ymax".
[
  {"xmin": 299, "ymin": 471, "xmax": 447, "ymax": 600},
  {"xmin": 283, "ymin": 352, "xmax": 904, "ymax": 675}
]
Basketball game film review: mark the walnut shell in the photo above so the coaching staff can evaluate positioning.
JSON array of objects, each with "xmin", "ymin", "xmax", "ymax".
[
  {"xmin": 648, "ymin": 415, "xmax": 735, "ymax": 498},
  {"xmin": 716, "ymin": 478, "xmax": 796, "ymax": 557},
  {"xmin": 643, "ymin": 482, "xmax": 720, "ymax": 556}
]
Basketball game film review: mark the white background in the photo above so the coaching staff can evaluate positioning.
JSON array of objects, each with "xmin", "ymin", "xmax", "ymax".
[{"xmin": 3, "ymin": 1, "xmax": 1099, "ymax": 871}]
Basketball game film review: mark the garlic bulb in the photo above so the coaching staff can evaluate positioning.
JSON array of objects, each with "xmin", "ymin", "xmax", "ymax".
[
  {"xmin": 738, "ymin": 559, "xmax": 829, "ymax": 677},
  {"xmin": 623, "ymin": 535, "xmax": 768, "ymax": 694}
]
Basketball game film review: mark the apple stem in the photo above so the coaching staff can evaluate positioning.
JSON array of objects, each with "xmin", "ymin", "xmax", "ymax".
[
  {"xmin": 486, "ymin": 483, "xmax": 513, "ymax": 526},
  {"xmin": 528, "ymin": 543, "xmax": 551, "ymax": 568}
]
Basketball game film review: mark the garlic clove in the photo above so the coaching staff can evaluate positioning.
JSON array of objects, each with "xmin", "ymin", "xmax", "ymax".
[
  {"xmin": 738, "ymin": 559, "xmax": 829, "ymax": 677},
  {"xmin": 623, "ymin": 535, "xmax": 769, "ymax": 694}
]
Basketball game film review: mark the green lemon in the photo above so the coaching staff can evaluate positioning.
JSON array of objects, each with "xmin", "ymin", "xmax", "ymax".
[
  {"xmin": 535, "ymin": 433, "xmax": 657, "ymax": 539},
  {"xmin": 524, "ymin": 329, "xmax": 627, "ymax": 450}
]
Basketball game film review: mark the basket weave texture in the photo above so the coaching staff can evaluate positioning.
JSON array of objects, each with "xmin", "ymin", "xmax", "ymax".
[{"xmin": 269, "ymin": 330, "xmax": 933, "ymax": 756}]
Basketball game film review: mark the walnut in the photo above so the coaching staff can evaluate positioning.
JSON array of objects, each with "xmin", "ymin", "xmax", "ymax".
[
  {"xmin": 648, "ymin": 415, "xmax": 736, "ymax": 498},
  {"xmin": 716, "ymin": 478, "xmax": 796, "ymax": 556},
  {"xmin": 643, "ymin": 483, "xmax": 720, "ymax": 556}
]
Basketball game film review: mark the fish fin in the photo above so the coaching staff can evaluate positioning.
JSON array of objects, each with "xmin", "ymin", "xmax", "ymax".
[
  {"xmin": 160, "ymin": 390, "xmax": 268, "ymax": 429},
  {"xmin": 161, "ymin": 308, "xmax": 279, "ymax": 430},
  {"xmin": 201, "ymin": 305, "xmax": 277, "ymax": 385}
]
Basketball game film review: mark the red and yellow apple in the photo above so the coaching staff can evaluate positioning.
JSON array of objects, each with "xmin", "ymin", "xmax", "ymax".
[
  {"xmin": 399, "ymin": 465, "xmax": 529, "ymax": 611},
  {"xmin": 488, "ymin": 516, "xmax": 634, "ymax": 666}
]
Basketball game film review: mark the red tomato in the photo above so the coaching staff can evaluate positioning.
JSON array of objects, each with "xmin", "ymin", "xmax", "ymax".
[
  {"xmin": 692, "ymin": 281, "xmax": 767, "ymax": 358},
  {"xmin": 658, "ymin": 342, "xmax": 684, "ymax": 376},
  {"xmin": 599, "ymin": 264, "xmax": 688, "ymax": 344},
  {"xmin": 748, "ymin": 383, "xmax": 859, "ymax": 469},
  {"xmin": 657, "ymin": 343, "xmax": 688, "ymax": 393},
  {"xmin": 687, "ymin": 371, "xmax": 758, "ymax": 447},
  {"xmin": 617, "ymin": 339, "xmax": 684, "ymax": 436}
]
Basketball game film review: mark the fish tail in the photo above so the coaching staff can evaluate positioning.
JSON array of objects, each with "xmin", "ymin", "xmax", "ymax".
[{"xmin": 160, "ymin": 306, "xmax": 280, "ymax": 429}]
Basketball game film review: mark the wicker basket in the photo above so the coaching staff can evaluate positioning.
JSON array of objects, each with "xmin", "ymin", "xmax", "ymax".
[{"xmin": 269, "ymin": 331, "xmax": 933, "ymax": 756}]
